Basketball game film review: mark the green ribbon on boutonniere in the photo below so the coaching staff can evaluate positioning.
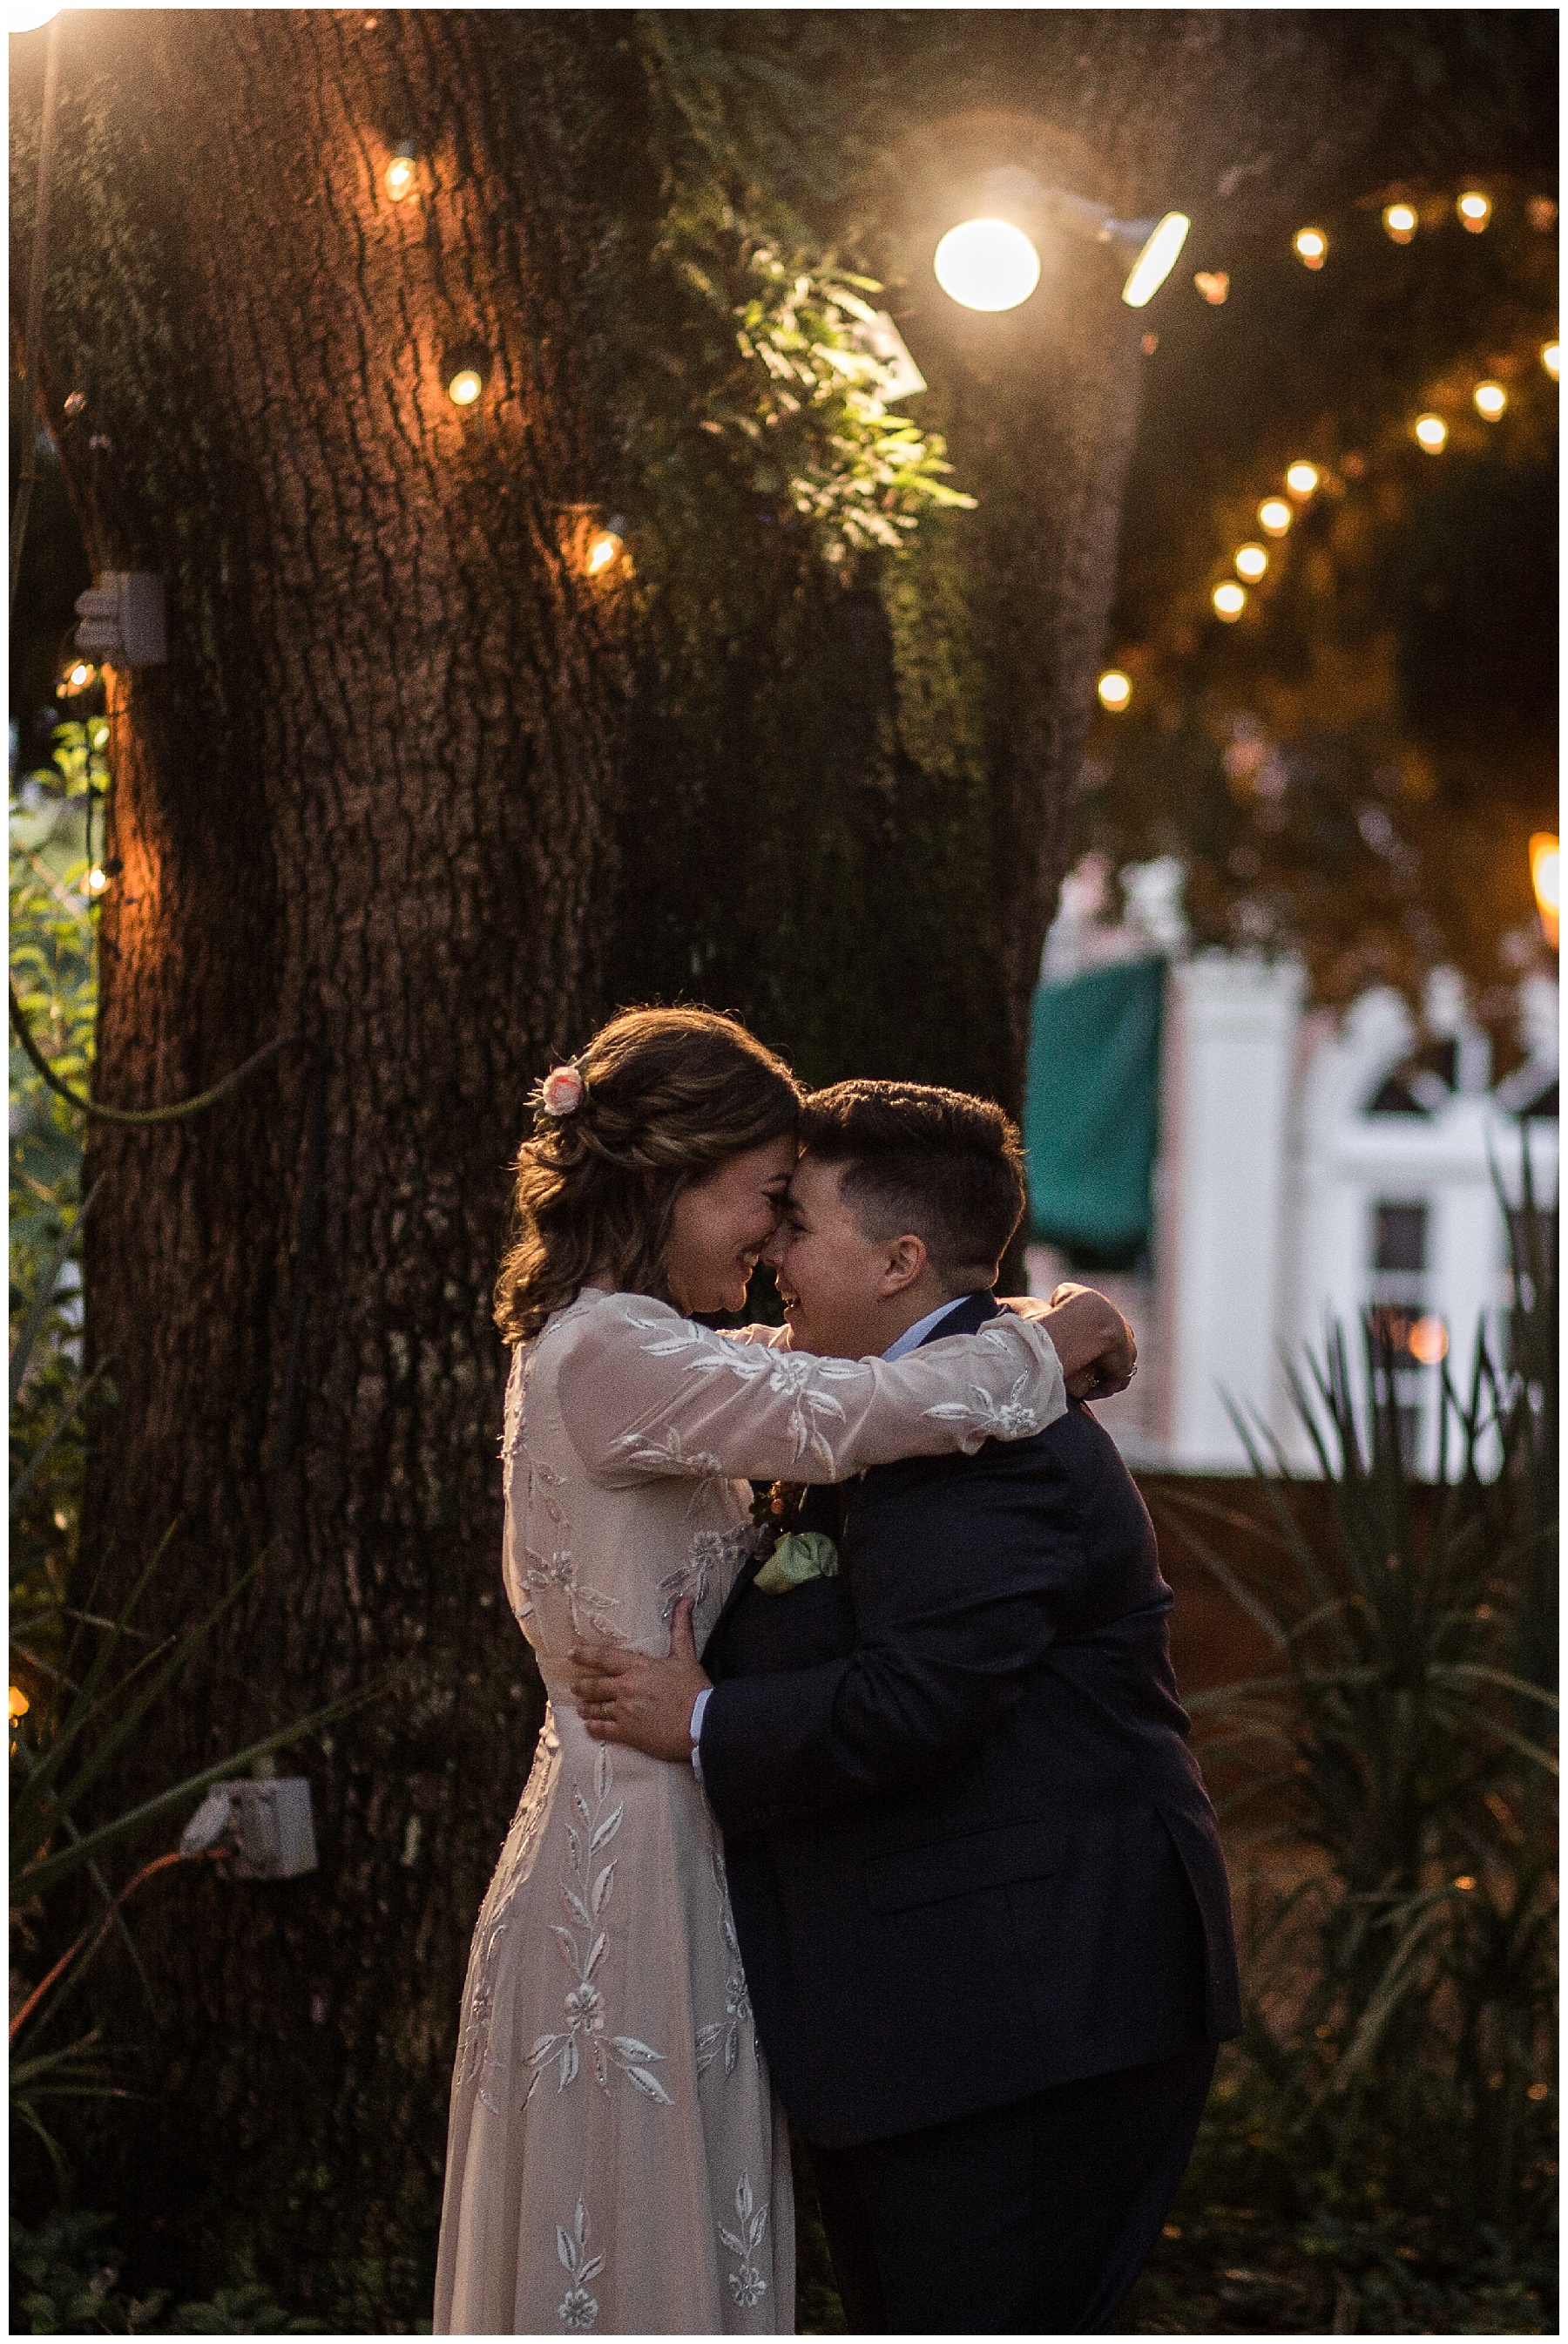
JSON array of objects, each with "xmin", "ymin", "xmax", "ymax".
[{"xmin": 753, "ymin": 1530, "xmax": 840, "ymax": 1595}]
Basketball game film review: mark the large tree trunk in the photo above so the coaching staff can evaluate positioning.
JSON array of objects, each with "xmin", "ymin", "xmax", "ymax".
[{"xmin": 14, "ymin": 9, "xmax": 631, "ymax": 2318}]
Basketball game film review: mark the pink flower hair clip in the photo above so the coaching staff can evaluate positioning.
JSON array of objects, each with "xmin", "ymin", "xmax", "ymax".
[{"xmin": 537, "ymin": 1062, "xmax": 587, "ymax": 1119}]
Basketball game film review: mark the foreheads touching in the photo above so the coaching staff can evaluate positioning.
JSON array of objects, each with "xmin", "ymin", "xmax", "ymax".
[{"xmin": 790, "ymin": 1081, "xmax": 1026, "ymax": 1291}]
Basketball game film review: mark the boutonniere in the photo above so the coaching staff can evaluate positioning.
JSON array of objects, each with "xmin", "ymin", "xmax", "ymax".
[
  {"xmin": 754, "ymin": 1530, "xmax": 840, "ymax": 1595},
  {"xmin": 748, "ymin": 1480, "xmax": 839, "ymax": 1594}
]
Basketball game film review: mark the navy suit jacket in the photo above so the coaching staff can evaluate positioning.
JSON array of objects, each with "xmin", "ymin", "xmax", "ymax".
[{"xmin": 699, "ymin": 1291, "xmax": 1242, "ymax": 2148}]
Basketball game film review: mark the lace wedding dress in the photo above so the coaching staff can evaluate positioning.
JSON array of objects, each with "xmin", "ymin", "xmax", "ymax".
[{"xmin": 433, "ymin": 1287, "xmax": 1065, "ymax": 2334}]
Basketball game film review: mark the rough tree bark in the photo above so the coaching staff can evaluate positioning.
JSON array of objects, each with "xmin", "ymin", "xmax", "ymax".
[{"xmin": 13, "ymin": 9, "xmax": 633, "ymax": 2319}]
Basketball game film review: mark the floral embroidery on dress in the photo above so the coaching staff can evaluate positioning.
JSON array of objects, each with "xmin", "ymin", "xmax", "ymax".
[
  {"xmin": 696, "ymin": 1846, "xmax": 758, "ymax": 2078},
  {"xmin": 618, "ymin": 1311, "xmax": 872, "ymax": 1474},
  {"xmin": 719, "ymin": 2171, "xmax": 770, "ymax": 2309},
  {"xmin": 455, "ymin": 1712, "xmax": 563, "ymax": 2108},
  {"xmin": 555, "ymin": 2198, "xmax": 605, "ymax": 2330},
  {"xmin": 659, "ymin": 1522, "xmax": 756, "ymax": 1624},
  {"xmin": 923, "ymin": 1324, "xmax": 1054, "ymax": 1442},
  {"xmin": 524, "ymin": 1746, "xmax": 673, "ymax": 2107}
]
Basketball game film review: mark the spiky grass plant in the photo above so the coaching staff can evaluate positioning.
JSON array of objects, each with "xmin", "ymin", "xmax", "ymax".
[{"xmin": 1164, "ymin": 1168, "xmax": 1557, "ymax": 2246}]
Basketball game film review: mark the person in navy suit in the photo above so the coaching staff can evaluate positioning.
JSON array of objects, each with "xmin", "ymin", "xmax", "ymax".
[{"xmin": 573, "ymin": 1081, "xmax": 1240, "ymax": 2334}]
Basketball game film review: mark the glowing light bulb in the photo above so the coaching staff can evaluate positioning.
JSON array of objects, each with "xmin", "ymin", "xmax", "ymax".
[
  {"xmin": 1234, "ymin": 544, "xmax": 1268, "ymax": 582},
  {"xmin": 1414, "ymin": 414, "xmax": 1448, "ymax": 453},
  {"xmin": 1530, "ymin": 832, "xmax": 1559, "ymax": 949},
  {"xmin": 1456, "ymin": 191, "xmax": 1491, "ymax": 233},
  {"xmin": 585, "ymin": 529, "xmax": 624, "ymax": 578},
  {"xmin": 1121, "ymin": 213, "xmax": 1190, "ymax": 308},
  {"xmin": 1285, "ymin": 461, "xmax": 1320, "ymax": 498},
  {"xmin": 1097, "ymin": 670, "xmax": 1132, "ymax": 712},
  {"xmin": 9, "ymin": 1685, "xmax": 29, "ymax": 1723},
  {"xmin": 447, "ymin": 364, "xmax": 484, "ymax": 408},
  {"xmin": 1193, "ymin": 270, "xmax": 1228, "ymax": 306},
  {"xmin": 1212, "ymin": 581, "xmax": 1247, "ymax": 621},
  {"xmin": 932, "ymin": 219, "xmax": 1041, "ymax": 312},
  {"xmin": 385, "ymin": 146, "xmax": 416, "ymax": 201},
  {"xmin": 1258, "ymin": 498, "xmax": 1292, "ymax": 537},
  {"xmin": 86, "ymin": 865, "xmax": 108, "ymax": 896},
  {"xmin": 1408, "ymin": 1316, "xmax": 1450, "ymax": 1366},
  {"xmin": 57, "ymin": 660, "xmax": 98, "ymax": 698},
  {"xmin": 1542, "ymin": 342, "xmax": 1560, "ymax": 381},
  {"xmin": 1293, "ymin": 227, "xmax": 1328, "ymax": 270},
  {"xmin": 91, "ymin": 722, "xmax": 110, "ymax": 749},
  {"xmin": 1382, "ymin": 204, "xmax": 1418, "ymax": 244},
  {"xmin": 1473, "ymin": 382, "xmax": 1507, "ymax": 419}
]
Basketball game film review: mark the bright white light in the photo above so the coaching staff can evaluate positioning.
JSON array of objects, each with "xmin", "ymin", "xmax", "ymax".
[
  {"xmin": 1285, "ymin": 461, "xmax": 1320, "ymax": 498},
  {"xmin": 1293, "ymin": 227, "xmax": 1328, "ymax": 269},
  {"xmin": 1258, "ymin": 499, "xmax": 1292, "ymax": 537},
  {"xmin": 85, "ymin": 866, "xmax": 108, "ymax": 896},
  {"xmin": 1234, "ymin": 544, "xmax": 1268, "ymax": 582},
  {"xmin": 586, "ymin": 530, "xmax": 622, "ymax": 577},
  {"xmin": 933, "ymin": 219, "xmax": 1040, "ymax": 312},
  {"xmin": 385, "ymin": 154, "xmax": 416, "ymax": 201},
  {"xmin": 1213, "ymin": 582, "xmax": 1246, "ymax": 620},
  {"xmin": 1414, "ymin": 414, "xmax": 1447, "ymax": 452},
  {"xmin": 1530, "ymin": 832, "xmax": 1559, "ymax": 947},
  {"xmin": 447, "ymin": 366, "xmax": 483, "ymax": 407},
  {"xmin": 1097, "ymin": 670, "xmax": 1132, "ymax": 712},
  {"xmin": 1382, "ymin": 204, "xmax": 1418, "ymax": 244},
  {"xmin": 1542, "ymin": 342, "xmax": 1559, "ymax": 381},
  {"xmin": 1121, "ymin": 213, "xmax": 1190, "ymax": 309},
  {"xmin": 1473, "ymin": 382, "xmax": 1507, "ymax": 420},
  {"xmin": 1456, "ymin": 191, "xmax": 1491, "ymax": 233}
]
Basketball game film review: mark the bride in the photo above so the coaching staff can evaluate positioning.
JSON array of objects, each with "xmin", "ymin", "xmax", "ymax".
[{"xmin": 433, "ymin": 1006, "xmax": 1125, "ymax": 2334}]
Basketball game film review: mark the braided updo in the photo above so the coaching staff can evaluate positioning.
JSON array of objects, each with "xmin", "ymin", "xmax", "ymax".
[{"xmin": 494, "ymin": 1006, "xmax": 801, "ymax": 1342}]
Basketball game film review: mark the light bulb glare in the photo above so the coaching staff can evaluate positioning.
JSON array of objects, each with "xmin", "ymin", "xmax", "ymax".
[
  {"xmin": 933, "ymin": 219, "xmax": 1040, "ymax": 312},
  {"xmin": 1213, "ymin": 582, "xmax": 1247, "ymax": 621},
  {"xmin": 586, "ymin": 530, "xmax": 624, "ymax": 578},
  {"xmin": 1285, "ymin": 462, "xmax": 1320, "ymax": 498},
  {"xmin": 9, "ymin": 1684, "xmax": 30, "ymax": 1723},
  {"xmin": 1542, "ymin": 342, "xmax": 1560, "ymax": 382},
  {"xmin": 1473, "ymin": 382, "xmax": 1507, "ymax": 419},
  {"xmin": 1097, "ymin": 670, "xmax": 1132, "ymax": 712},
  {"xmin": 1456, "ymin": 192, "xmax": 1491, "ymax": 232},
  {"xmin": 1382, "ymin": 204, "xmax": 1418, "ymax": 244},
  {"xmin": 1293, "ymin": 227, "xmax": 1328, "ymax": 269},
  {"xmin": 1414, "ymin": 414, "xmax": 1448, "ymax": 453},
  {"xmin": 1121, "ymin": 213, "xmax": 1190, "ymax": 309},
  {"xmin": 1258, "ymin": 498, "xmax": 1292, "ymax": 537},
  {"xmin": 447, "ymin": 367, "xmax": 483, "ymax": 408},
  {"xmin": 86, "ymin": 866, "xmax": 108, "ymax": 896},
  {"xmin": 1530, "ymin": 832, "xmax": 1559, "ymax": 947},
  {"xmin": 385, "ymin": 152, "xmax": 416, "ymax": 201},
  {"xmin": 1234, "ymin": 544, "xmax": 1268, "ymax": 582},
  {"xmin": 57, "ymin": 661, "xmax": 98, "ymax": 698},
  {"xmin": 1408, "ymin": 1316, "xmax": 1449, "ymax": 1366}
]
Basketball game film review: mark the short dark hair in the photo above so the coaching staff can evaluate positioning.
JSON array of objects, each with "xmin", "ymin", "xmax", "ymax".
[{"xmin": 796, "ymin": 1081, "xmax": 1025, "ymax": 1281}]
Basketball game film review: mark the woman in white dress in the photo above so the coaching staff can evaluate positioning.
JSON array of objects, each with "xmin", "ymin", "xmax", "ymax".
[{"xmin": 433, "ymin": 1007, "xmax": 1085, "ymax": 2335}]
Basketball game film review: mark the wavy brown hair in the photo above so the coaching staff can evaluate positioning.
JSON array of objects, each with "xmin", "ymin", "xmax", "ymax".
[{"xmin": 495, "ymin": 1007, "xmax": 801, "ymax": 1342}]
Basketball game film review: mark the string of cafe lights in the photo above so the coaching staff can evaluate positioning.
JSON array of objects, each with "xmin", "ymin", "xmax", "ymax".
[{"xmin": 1095, "ymin": 182, "xmax": 1559, "ymax": 715}]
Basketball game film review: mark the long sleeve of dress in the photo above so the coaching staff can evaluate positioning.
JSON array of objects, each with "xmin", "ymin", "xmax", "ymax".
[{"xmin": 554, "ymin": 1293, "xmax": 1066, "ymax": 1489}]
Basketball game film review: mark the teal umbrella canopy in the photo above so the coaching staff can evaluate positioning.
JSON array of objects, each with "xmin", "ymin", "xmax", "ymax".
[{"xmin": 1024, "ymin": 958, "xmax": 1165, "ymax": 1266}]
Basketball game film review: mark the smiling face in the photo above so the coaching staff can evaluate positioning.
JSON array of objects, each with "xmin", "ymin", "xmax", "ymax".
[
  {"xmin": 663, "ymin": 1136, "xmax": 798, "ymax": 1316},
  {"xmin": 763, "ymin": 1151, "xmax": 937, "ymax": 1357}
]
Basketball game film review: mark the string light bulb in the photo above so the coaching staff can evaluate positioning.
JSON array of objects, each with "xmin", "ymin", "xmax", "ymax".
[
  {"xmin": 1097, "ymin": 670, "xmax": 1132, "ymax": 712},
  {"xmin": 86, "ymin": 866, "xmax": 109, "ymax": 896},
  {"xmin": 1120, "ymin": 213, "xmax": 1190, "ymax": 308},
  {"xmin": 585, "ymin": 520, "xmax": 627, "ymax": 579},
  {"xmin": 1414, "ymin": 414, "xmax": 1448, "ymax": 453},
  {"xmin": 1473, "ymin": 382, "xmax": 1507, "ymax": 420},
  {"xmin": 9, "ymin": 1685, "xmax": 29, "ymax": 1724},
  {"xmin": 1408, "ymin": 1316, "xmax": 1450, "ymax": 1366},
  {"xmin": 1234, "ymin": 544, "xmax": 1268, "ymax": 582},
  {"xmin": 932, "ymin": 219, "xmax": 1040, "ymax": 312},
  {"xmin": 1293, "ymin": 227, "xmax": 1328, "ymax": 270},
  {"xmin": 385, "ymin": 142, "xmax": 416, "ymax": 201},
  {"xmin": 57, "ymin": 660, "xmax": 98, "ymax": 697},
  {"xmin": 1543, "ymin": 342, "xmax": 1560, "ymax": 381},
  {"xmin": 1212, "ymin": 581, "xmax": 1247, "ymax": 621},
  {"xmin": 1285, "ymin": 461, "xmax": 1320, "ymax": 498},
  {"xmin": 1258, "ymin": 498, "xmax": 1292, "ymax": 537},
  {"xmin": 1530, "ymin": 832, "xmax": 1559, "ymax": 949},
  {"xmin": 1382, "ymin": 203, "xmax": 1418, "ymax": 244},
  {"xmin": 445, "ymin": 351, "xmax": 488, "ymax": 408},
  {"xmin": 1456, "ymin": 191, "xmax": 1491, "ymax": 233}
]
